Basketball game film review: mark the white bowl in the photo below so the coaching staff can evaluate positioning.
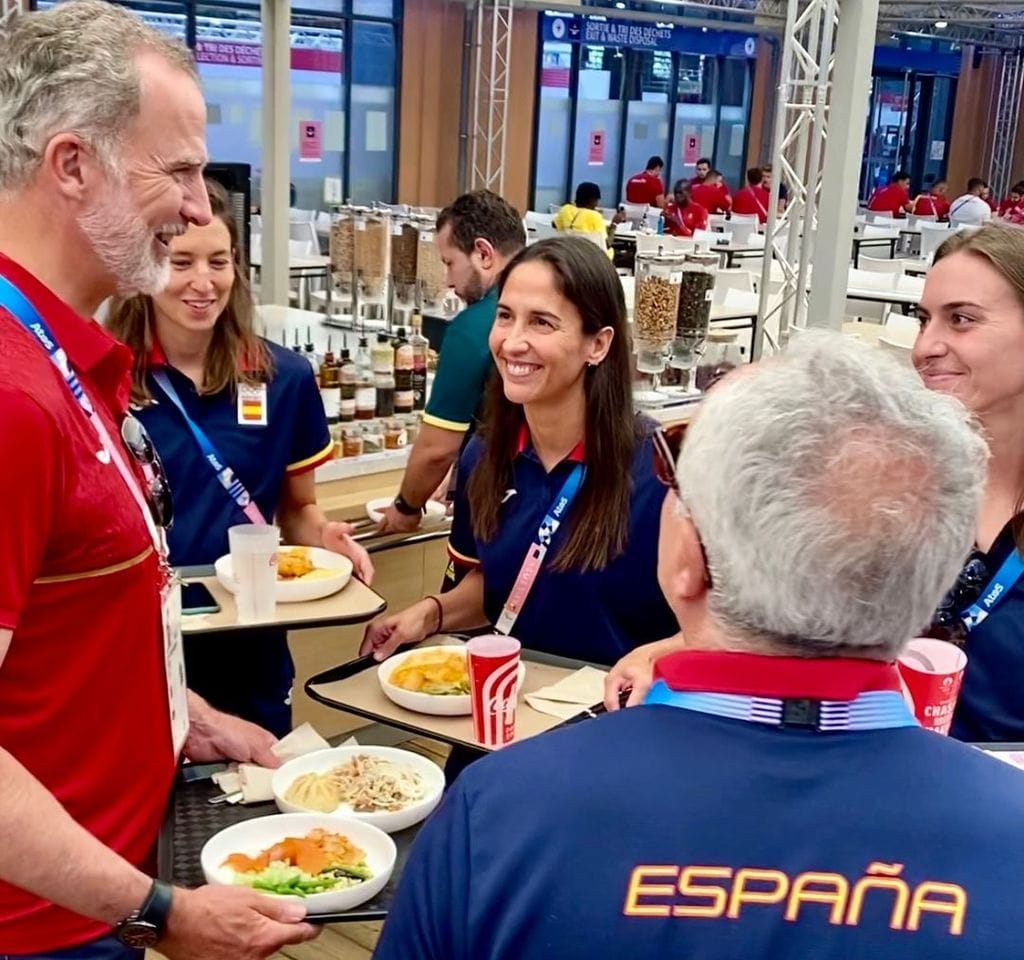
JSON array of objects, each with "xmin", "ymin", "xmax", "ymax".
[
  {"xmin": 272, "ymin": 745, "xmax": 445, "ymax": 833},
  {"xmin": 366, "ymin": 497, "xmax": 448, "ymax": 528},
  {"xmin": 200, "ymin": 812, "xmax": 395, "ymax": 915},
  {"xmin": 214, "ymin": 546, "xmax": 353, "ymax": 603},
  {"xmin": 377, "ymin": 643, "xmax": 526, "ymax": 716}
]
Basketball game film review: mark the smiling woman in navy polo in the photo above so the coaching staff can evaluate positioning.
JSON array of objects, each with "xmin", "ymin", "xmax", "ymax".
[
  {"xmin": 362, "ymin": 236, "xmax": 676, "ymax": 666},
  {"xmin": 108, "ymin": 181, "xmax": 372, "ymax": 737}
]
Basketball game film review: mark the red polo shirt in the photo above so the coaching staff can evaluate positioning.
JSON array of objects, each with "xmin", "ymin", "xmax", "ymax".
[
  {"xmin": 731, "ymin": 184, "xmax": 770, "ymax": 223},
  {"xmin": 624, "ymin": 171, "xmax": 664, "ymax": 206},
  {"xmin": 913, "ymin": 193, "xmax": 950, "ymax": 220},
  {"xmin": 689, "ymin": 181, "xmax": 731, "ymax": 215},
  {"xmin": 0, "ymin": 254, "xmax": 175, "ymax": 952},
  {"xmin": 867, "ymin": 182, "xmax": 910, "ymax": 217},
  {"xmin": 662, "ymin": 201, "xmax": 709, "ymax": 237}
]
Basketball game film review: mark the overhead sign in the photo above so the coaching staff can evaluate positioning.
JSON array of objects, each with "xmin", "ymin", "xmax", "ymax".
[{"xmin": 542, "ymin": 13, "xmax": 758, "ymax": 59}]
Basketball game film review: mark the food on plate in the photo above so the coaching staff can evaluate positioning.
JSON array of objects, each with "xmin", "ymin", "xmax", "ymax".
[
  {"xmin": 222, "ymin": 828, "xmax": 372, "ymax": 896},
  {"xmin": 388, "ymin": 649, "xmax": 470, "ymax": 696},
  {"xmin": 277, "ymin": 547, "xmax": 316, "ymax": 580},
  {"xmin": 283, "ymin": 754, "xmax": 427, "ymax": 814}
]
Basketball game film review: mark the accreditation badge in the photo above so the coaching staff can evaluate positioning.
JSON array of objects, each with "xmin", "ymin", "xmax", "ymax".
[{"xmin": 237, "ymin": 382, "xmax": 268, "ymax": 426}]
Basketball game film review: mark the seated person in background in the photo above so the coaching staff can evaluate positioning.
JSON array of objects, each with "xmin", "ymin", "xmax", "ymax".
[
  {"xmin": 624, "ymin": 155, "xmax": 666, "ymax": 208},
  {"xmin": 997, "ymin": 181, "xmax": 1024, "ymax": 224},
  {"xmin": 552, "ymin": 182, "xmax": 623, "ymax": 253},
  {"xmin": 731, "ymin": 166, "xmax": 770, "ymax": 224},
  {"xmin": 762, "ymin": 162, "xmax": 788, "ymax": 212},
  {"xmin": 662, "ymin": 180, "xmax": 709, "ymax": 237},
  {"xmin": 910, "ymin": 179, "xmax": 950, "ymax": 220},
  {"xmin": 949, "ymin": 178, "xmax": 993, "ymax": 227},
  {"xmin": 690, "ymin": 169, "xmax": 731, "ymax": 215},
  {"xmin": 688, "ymin": 156, "xmax": 711, "ymax": 187},
  {"xmin": 375, "ymin": 332, "xmax": 1024, "ymax": 960},
  {"xmin": 867, "ymin": 169, "xmax": 911, "ymax": 217},
  {"xmin": 982, "ymin": 183, "xmax": 998, "ymax": 212}
]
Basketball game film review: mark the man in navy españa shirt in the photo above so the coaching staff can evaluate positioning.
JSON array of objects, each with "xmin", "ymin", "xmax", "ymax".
[{"xmin": 375, "ymin": 334, "xmax": 1024, "ymax": 960}]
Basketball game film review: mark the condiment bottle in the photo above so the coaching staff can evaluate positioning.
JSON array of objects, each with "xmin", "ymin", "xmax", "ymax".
[
  {"xmin": 410, "ymin": 313, "xmax": 428, "ymax": 411},
  {"xmin": 318, "ymin": 337, "xmax": 340, "ymax": 424}
]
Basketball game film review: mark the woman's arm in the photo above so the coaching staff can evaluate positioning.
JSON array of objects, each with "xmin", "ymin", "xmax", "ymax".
[
  {"xmin": 277, "ymin": 469, "xmax": 374, "ymax": 583},
  {"xmin": 360, "ymin": 570, "xmax": 490, "ymax": 660}
]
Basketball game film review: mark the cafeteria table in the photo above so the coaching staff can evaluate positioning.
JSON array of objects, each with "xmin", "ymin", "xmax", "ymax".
[
  {"xmin": 851, "ymin": 232, "xmax": 899, "ymax": 267},
  {"xmin": 250, "ymin": 253, "xmax": 332, "ymax": 311}
]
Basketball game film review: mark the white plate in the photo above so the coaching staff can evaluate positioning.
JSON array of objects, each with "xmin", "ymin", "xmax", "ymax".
[
  {"xmin": 214, "ymin": 546, "xmax": 353, "ymax": 603},
  {"xmin": 633, "ymin": 390, "xmax": 672, "ymax": 407},
  {"xmin": 200, "ymin": 812, "xmax": 396, "ymax": 914},
  {"xmin": 272, "ymin": 745, "xmax": 445, "ymax": 833},
  {"xmin": 366, "ymin": 497, "xmax": 448, "ymax": 527},
  {"xmin": 377, "ymin": 643, "xmax": 526, "ymax": 717}
]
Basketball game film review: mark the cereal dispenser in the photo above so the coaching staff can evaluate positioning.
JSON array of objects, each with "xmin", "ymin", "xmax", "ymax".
[
  {"xmin": 669, "ymin": 251, "xmax": 717, "ymax": 392},
  {"xmin": 633, "ymin": 248, "xmax": 684, "ymax": 378},
  {"xmin": 328, "ymin": 204, "xmax": 356, "ymax": 320},
  {"xmin": 390, "ymin": 209, "xmax": 419, "ymax": 329},
  {"xmin": 354, "ymin": 207, "xmax": 390, "ymax": 329}
]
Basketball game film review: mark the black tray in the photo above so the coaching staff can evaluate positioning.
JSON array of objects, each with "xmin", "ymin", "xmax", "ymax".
[{"xmin": 158, "ymin": 768, "xmax": 421, "ymax": 923}]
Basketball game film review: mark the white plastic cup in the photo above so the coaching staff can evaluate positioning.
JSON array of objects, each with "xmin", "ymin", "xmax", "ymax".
[{"xmin": 228, "ymin": 524, "xmax": 279, "ymax": 623}]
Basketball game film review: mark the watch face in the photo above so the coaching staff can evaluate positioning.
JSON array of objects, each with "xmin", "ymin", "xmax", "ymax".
[{"xmin": 116, "ymin": 920, "xmax": 161, "ymax": 948}]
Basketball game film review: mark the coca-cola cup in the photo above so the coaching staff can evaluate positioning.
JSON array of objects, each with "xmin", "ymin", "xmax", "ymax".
[
  {"xmin": 897, "ymin": 637, "xmax": 968, "ymax": 736},
  {"xmin": 467, "ymin": 634, "xmax": 521, "ymax": 748}
]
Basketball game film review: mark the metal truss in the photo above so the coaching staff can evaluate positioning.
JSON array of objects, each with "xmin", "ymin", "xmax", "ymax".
[
  {"xmin": 1, "ymin": 0, "xmax": 23, "ymax": 26},
  {"xmin": 756, "ymin": 0, "xmax": 838, "ymax": 354},
  {"xmin": 469, "ymin": 0, "xmax": 513, "ymax": 196},
  {"xmin": 989, "ymin": 50, "xmax": 1024, "ymax": 196}
]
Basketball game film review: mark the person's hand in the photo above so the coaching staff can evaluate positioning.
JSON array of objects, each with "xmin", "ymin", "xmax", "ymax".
[
  {"xmin": 360, "ymin": 600, "xmax": 437, "ymax": 661},
  {"xmin": 320, "ymin": 520, "xmax": 375, "ymax": 583},
  {"xmin": 377, "ymin": 503, "xmax": 422, "ymax": 536},
  {"xmin": 603, "ymin": 644, "xmax": 659, "ymax": 712},
  {"xmin": 159, "ymin": 884, "xmax": 320, "ymax": 960},
  {"xmin": 612, "ymin": 208, "xmax": 628, "ymax": 225},
  {"xmin": 185, "ymin": 697, "xmax": 281, "ymax": 768}
]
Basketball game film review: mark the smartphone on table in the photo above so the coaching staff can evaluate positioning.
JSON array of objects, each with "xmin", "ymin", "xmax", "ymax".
[{"xmin": 181, "ymin": 581, "xmax": 221, "ymax": 616}]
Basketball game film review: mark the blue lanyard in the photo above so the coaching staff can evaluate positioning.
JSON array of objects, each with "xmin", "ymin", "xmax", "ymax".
[
  {"xmin": 151, "ymin": 369, "xmax": 267, "ymax": 525},
  {"xmin": 644, "ymin": 681, "xmax": 918, "ymax": 732},
  {"xmin": 0, "ymin": 273, "xmax": 165, "ymax": 552},
  {"xmin": 495, "ymin": 461, "xmax": 585, "ymax": 635},
  {"xmin": 962, "ymin": 548, "xmax": 1024, "ymax": 632}
]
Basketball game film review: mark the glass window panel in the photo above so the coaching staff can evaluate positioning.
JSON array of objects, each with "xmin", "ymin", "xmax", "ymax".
[
  {"xmin": 670, "ymin": 105, "xmax": 716, "ymax": 188},
  {"xmin": 922, "ymin": 76, "xmax": 952, "ymax": 185},
  {"xmin": 349, "ymin": 20, "xmax": 396, "ymax": 202},
  {"xmin": 677, "ymin": 54, "xmax": 716, "ymax": 105},
  {"xmin": 570, "ymin": 44, "xmax": 623, "ymax": 206},
  {"xmin": 714, "ymin": 107, "xmax": 747, "ymax": 190},
  {"xmin": 353, "ymin": 0, "xmax": 394, "ymax": 15},
  {"xmin": 720, "ymin": 57, "xmax": 748, "ymax": 108},
  {"xmin": 621, "ymin": 50, "xmax": 670, "ymax": 199},
  {"xmin": 534, "ymin": 41, "xmax": 573, "ymax": 212}
]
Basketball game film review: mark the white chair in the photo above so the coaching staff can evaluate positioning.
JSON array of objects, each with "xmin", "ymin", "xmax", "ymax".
[
  {"xmin": 289, "ymin": 207, "xmax": 316, "ymax": 223},
  {"xmin": 919, "ymin": 222, "xmax": 952, "ymax": 261},
  {"xmin": 635, "ymin": 233, "xmax": 664, "ymax": 256},
  {"xmin": 315, "ymin": 211, "xmax": 332, "ymax": 235},
  {"xmin": 713, "ymin": 269, "xmax": 756, "ymax": 301},
  {"xmin": 659, "ymin": 235, "xmax": 697, "ymax": 255},
  {"xmin": 728, "ymin": 213, "xmax": 761, "ymax": 238},
  {"xmin": 528, "ymin": 223, "xmax": 559, "ymax": 244},
  {"xmin": 693, "ymin": 228, "xmax": 731, "ymax": 246},
  {"xmin": 289, "ymin": 221, "xmax": 319, "ymax": 254},
  {"xmin": 641, "ymin": 210, "xmax": 662, "ymax": 232},
  {"xmin": 708, "ymin": 214, "xmax": 730, "ymax": 233},
  {"xmin": 858, "ymin": 256, "xmax": 906, "ymax": 277},
  {"xmin": 547, "ymin": 203, "xmax": 561, "ymax": 216},
  {"xmin": 621, "ymin": 202, "xmax": 648, "ymax": 227},
  {"xmin": 876, "ymin": 336, "xmax": 913, "ymax": 365},
  {"xmin": 620, "ymin": 276, "xmax": 635, "ymax": 319},
  {"xmin": 848, "ymin": 267, "xmax": 900, "ymax": 291},
  {"xmin": 866, "ymin": 213, "xmax": 899, "ymax": 229},
  {"xmin": 525, "ymin": 210, "xmax": 552, "ymax": 228},
  {"xmin": 883, "ymin": 310, "xmax": 920, "ymax": 346},
  {"xmin": 907, "ymin": 213, "xmax": 937, "ymax": 230},
  {"xmin": 251, "ymin": 213, "xmax": 262, "ymax": 233},
  {"xmin": 576, "ymin": 231, "xmax": 610, "ymax": 252}
]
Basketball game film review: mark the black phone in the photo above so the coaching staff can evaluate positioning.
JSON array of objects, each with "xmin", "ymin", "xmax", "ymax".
[{"xmin": 181, "ymin": 581, "xmax": 221, "ymax": 616}]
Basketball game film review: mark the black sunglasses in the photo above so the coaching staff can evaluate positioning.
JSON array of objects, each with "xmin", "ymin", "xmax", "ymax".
[
  {"xmin": 929, "ymin": 551, "xmax": 987, "ymax": 646},
  {"xmin": 121, "ymin": 415, "xmax": 174, "ymax": 531}
]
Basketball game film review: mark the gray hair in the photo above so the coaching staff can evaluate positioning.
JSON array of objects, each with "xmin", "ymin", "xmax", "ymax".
[
  {"xmin": 677, "ymin": 331, "xmax": 988, "ymax": 659},
  {"xmin": 0, "ymin": 0, "xmax": 197, "ymax": 192}
]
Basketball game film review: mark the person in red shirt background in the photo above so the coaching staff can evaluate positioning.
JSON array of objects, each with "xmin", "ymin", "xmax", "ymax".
[
  {"xmin": 688, "ymin": 157, "xmax": 711, "ymax": 187},
  {"xmin": 997, "ymin": 182, "xmax": 1024, "ymax": 222},
  {"xmin": 624, "ymin": 155, "xmax": 666, "ymax": 208},
  {"xmin": 731, "ymin": 167, "xmax": 770, "ymax": 224},
  {"xmin": 690, "ymin": 169, "xmax": 731, "ymax": 215},
  {"xmin": 982, "ymin": 183, "xmax": 999, "ymax": 212},
  {"xmin": 867, "ymin": 170, "xmax": 911, "ymax": 218},
  {"xmin": 662, "ymin": 180, "xmax": 709, "ymax": 237},
  {"xmin": 911, "ymin": 179, "xmax": 950, "ymax": 220}
]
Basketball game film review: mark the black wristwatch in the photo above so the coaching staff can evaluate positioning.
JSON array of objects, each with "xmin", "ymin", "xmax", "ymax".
[
  {"xmin": 114, "ymin": 879, "xmax": 174, "ymax": 948},
  {"xmin": 393, "ymin": 492, "xmax": 424, "ymax": 517}
]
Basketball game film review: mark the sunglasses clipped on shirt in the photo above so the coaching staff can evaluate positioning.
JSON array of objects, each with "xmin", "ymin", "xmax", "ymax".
[
  {"xmin": 929, "ymin": 551, "xmax": 988, "ymax": 646},
  {"xmin": 121, "ymin": 414, "xmax": 174, "ymax": 531}
]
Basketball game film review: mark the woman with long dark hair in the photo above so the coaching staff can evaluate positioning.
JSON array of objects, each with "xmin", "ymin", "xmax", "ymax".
[
  {"xmin": 108, "ymin": 179, "xmax": 372, "ymax": 737},
  {"xmin": 362, "ymin": 236, "xmax": 676, "ymax": 665}
]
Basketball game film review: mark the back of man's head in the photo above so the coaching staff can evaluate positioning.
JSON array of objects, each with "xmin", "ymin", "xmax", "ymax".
[
  {"xmin": 0, "ymin": 0, "xmax": 196, "ymax": 193},
  {"xmin": 677, "ymin": 333, "xmax": 987, "ymax": 660},
  {"xmin": 893, "ymin": 170, "xmax": 911, "ymax": 185},
  {"xmin": 746, "ymin": 167, "xmax": 763, "ymax": 187},
  {"xmin": 646, "ymin": 155, "xmax": 664, "ymax": 172},
  {"xmin": 436, "ymin": 189, "xmax": 525, "ymax": 258},
  {"xmin": 572, "ymin": 181, "xmax": 601, "ymax": 210},
  {"xmin": 967, "ymin": 177, "xmax": 987, "ymax": 195}
]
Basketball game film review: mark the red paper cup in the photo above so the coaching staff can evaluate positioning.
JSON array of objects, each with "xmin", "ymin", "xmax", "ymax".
[
  {"xmin": 897, "ymin": 638, "xmax": 967, "ymax": 735},
  {"xmin": 467, "ymin": 634, "xmax": 521, "ymax": 748}
]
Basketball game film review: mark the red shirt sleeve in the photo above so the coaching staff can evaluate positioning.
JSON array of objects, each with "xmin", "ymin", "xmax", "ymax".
[{"xmin": 0, "ymin": 388, "xmax": 61, "ymax": 629}]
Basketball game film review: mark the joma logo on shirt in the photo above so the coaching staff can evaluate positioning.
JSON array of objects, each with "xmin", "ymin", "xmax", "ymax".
[{"xmin": 622, "ymin": 861, "xmax": 967, "ymax": 936}]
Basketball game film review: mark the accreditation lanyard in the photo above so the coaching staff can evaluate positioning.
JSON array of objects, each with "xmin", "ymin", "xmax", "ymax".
[
  {"xmin": 494, "ymin": 462, "xmax": 585, "ymax": 636},
  {"xmin": 644, "ymin": 682, "xmax": 917, "ymax": 732},
  {"xmin": 0, "ymin": 274, "xmax": 166, "ymax": 562},
  {"xmin": 961, "ymin": 548, "xmax": 1024, "ymax": 633},
  {"xmin": 151, "ymin": 369, "xmax": 267, "ymax": 525}
]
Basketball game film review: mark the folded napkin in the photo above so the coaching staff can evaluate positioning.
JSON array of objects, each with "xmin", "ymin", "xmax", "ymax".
[
  {"xmin": 210, "ymin": 722, "xmax": 338, "ymax": 804},
  {"xmin": 524, "ymin": 666, "xmax": 608, "ymax": 720}
]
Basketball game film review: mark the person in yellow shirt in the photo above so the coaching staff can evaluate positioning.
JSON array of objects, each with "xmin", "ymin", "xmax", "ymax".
[{"xmin": 553, "ymin": 182, "xmax": 625, "ymax": 255}]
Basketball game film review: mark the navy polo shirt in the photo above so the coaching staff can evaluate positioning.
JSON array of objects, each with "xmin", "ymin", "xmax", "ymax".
[
  {"xmin": 446, "ymin": 424, "xmax": 677, "ymax": 664},
  {"xmin": 951, "ymin": 516, "xmax": 1024, "ymax": 742},
  {"xmin": 136, "ymin": 339, "xmax": 333, "ymax": 566},
  {"xmin": 377, "ymin": 701, "xmax": 1024, "ymax": 960}
]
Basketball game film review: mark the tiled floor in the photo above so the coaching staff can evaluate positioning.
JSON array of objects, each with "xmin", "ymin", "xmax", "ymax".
[{"xmin": 150, "ymin": 737, "xmax": 449, "ymax": 960}]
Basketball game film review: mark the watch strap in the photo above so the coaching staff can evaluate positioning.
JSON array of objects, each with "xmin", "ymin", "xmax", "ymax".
[
  {"xmin": 134, "ymin": 879, "xmax": 173, "ymax": 932},
  {"xmin": 393, "ymin": 492, "xmax": 424, "ymax": 516}
]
